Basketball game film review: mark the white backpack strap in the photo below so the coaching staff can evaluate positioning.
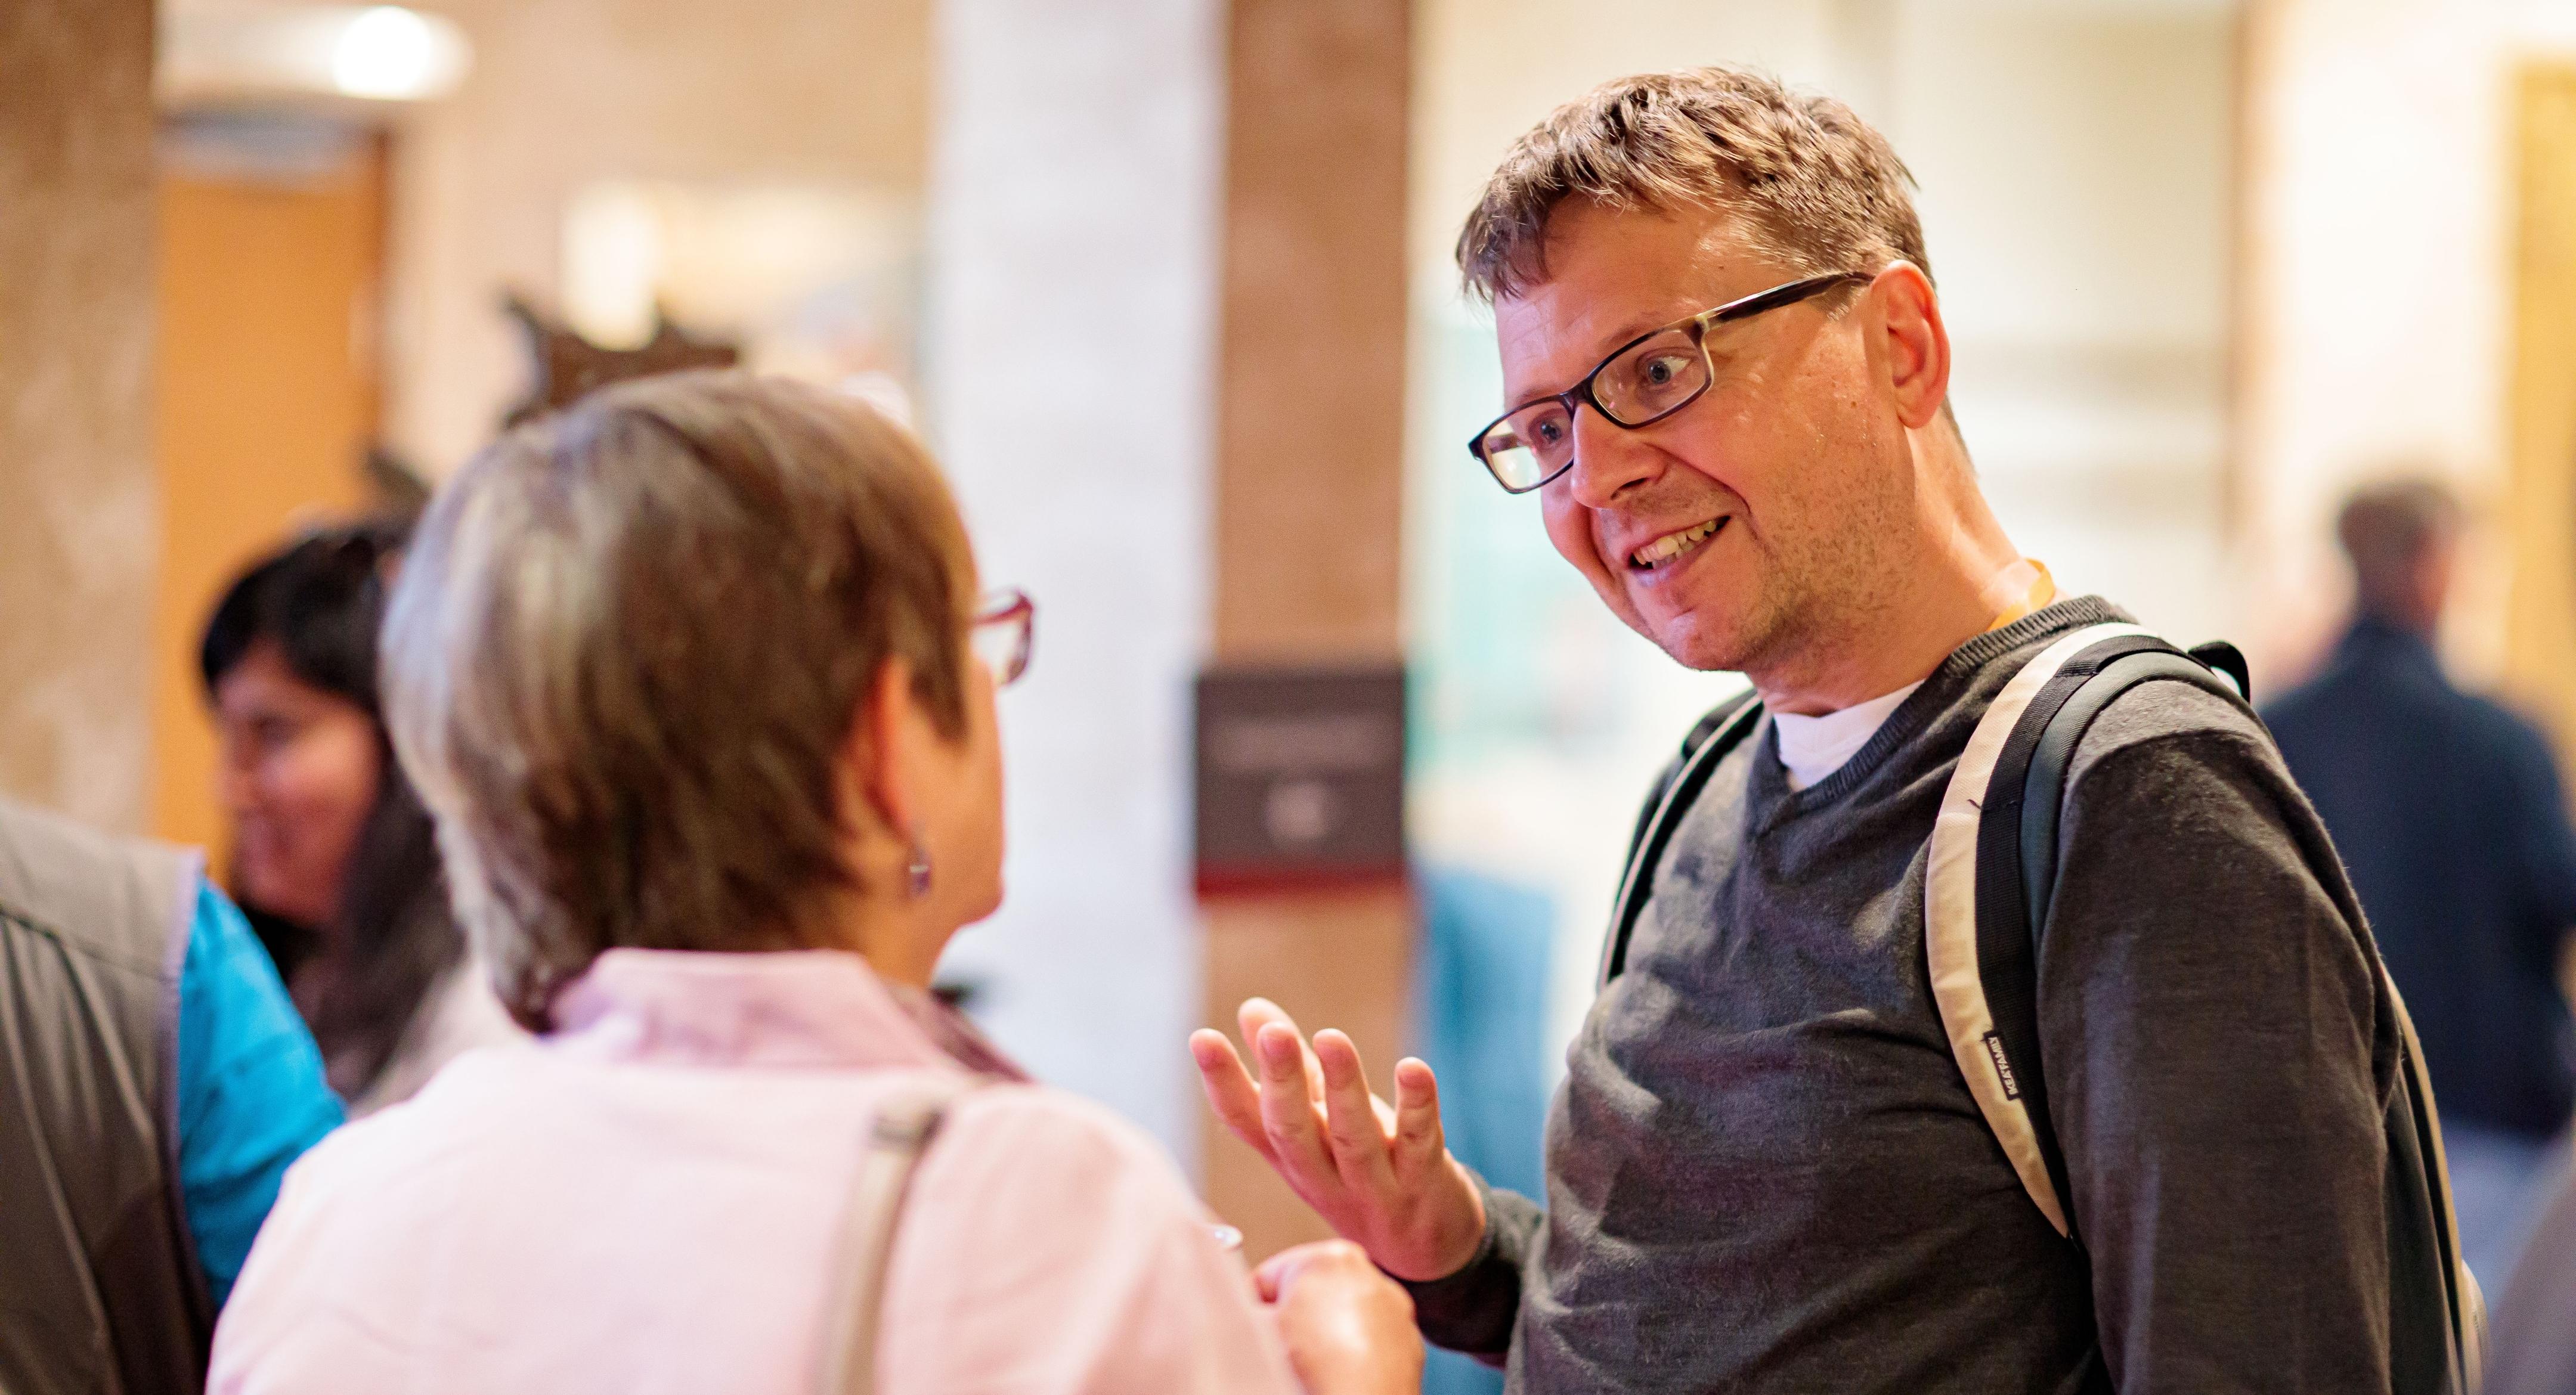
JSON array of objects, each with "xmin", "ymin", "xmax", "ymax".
[
  {"xmin": 1924, "ymin": 621, "xmax": 2147, "ymax": 1239},
  {"xmin": 818, "ymin": 1074, "xmax": 979, "ymax": 1395}
]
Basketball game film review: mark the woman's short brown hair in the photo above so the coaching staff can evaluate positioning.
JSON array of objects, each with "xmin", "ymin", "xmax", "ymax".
[{"xmin": 381, "ymin": 371, "xmax": 974, "ymax": 1029}]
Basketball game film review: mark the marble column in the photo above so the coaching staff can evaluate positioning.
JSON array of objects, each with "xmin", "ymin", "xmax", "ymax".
[
  {"xmin": 0, "ymin": 0, "xmax": 158, "ymax": 830},
  {"xmin": 922, "ymin": 0, "xmax": 1227, "ymax": 1158},
  {"xmin": 924, "ymin": 2, "xmax": 1413, "ymax": 1255}
]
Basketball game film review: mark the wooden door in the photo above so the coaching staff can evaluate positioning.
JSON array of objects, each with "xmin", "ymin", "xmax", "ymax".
[{"xmin": 151, "ymin": 116, "xmax": 386, "ymax": 857}]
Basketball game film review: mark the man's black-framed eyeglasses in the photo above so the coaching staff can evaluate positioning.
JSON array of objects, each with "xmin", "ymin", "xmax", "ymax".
[{"xmin": 1466, "ymin": 270, "xmax": 1871, "ymax": 494}]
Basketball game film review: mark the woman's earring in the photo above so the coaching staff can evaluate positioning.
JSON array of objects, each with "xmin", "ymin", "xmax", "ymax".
[{"xmin": 905, "ymin": 839, "xmax": 933, "ymax": 900}]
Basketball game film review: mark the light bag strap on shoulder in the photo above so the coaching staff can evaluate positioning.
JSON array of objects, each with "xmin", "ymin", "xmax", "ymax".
[
  {"xmin": 1922, "ymin": 621, "xmax": 2159, "ymax": 1237},
  {"xmin": 818, "ymin": 1074, "xmax": 979, "ymax": 1395},
  {"xmin": 1927, "ymin": 622, "xmax": 2481, "ymax": 1395}
]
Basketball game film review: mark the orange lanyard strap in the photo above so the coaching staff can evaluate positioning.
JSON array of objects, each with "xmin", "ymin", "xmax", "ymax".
[{"xmin": 1984, "ymin": 560, "xmax": 2055, "ymax": 633}]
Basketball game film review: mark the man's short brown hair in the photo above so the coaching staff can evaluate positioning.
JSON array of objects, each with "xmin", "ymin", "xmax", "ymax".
[
  {"xmin": 2337, "ymin": 476, "xmax": 2462, "ymax": 620},
  {"xmin": 381, "ymin": 371, "xmax": 974, "ymax": 1028},
  {"xmin": 1457, "ymin": 66, "xmax": 1929, "ymax": 302}
]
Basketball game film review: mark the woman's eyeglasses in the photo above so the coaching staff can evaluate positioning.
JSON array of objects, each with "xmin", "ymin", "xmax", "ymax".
[{"xmin": 970, "ymin": 590, "xmax": 1035, "ymax": 688}]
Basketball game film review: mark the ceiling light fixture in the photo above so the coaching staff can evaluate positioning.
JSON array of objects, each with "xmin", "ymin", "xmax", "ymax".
[{"xmin": 160, "ymin": 4, "xmax": 472, "ymax": 106}]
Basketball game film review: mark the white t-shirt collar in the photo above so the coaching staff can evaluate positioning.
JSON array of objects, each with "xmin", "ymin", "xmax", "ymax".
[{"xmin": 1772, "ymin": 681, "xmax": 1924, "ymax": 792}]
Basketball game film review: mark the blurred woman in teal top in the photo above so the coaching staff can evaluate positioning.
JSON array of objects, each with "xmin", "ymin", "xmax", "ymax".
[{"xmin": 179, "ymin": 877, "xmax": 345, "ymax": 1306}]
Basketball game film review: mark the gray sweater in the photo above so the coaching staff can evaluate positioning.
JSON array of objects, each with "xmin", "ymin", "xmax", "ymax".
[{"xmin": 1407, "ymin": 599, "xmax": 2401, "ymax": 1394}]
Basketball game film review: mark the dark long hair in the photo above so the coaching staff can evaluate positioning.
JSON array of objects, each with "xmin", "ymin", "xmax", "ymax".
[{"xmin": 202, "ymin": 520, "xmax": 461, "ymax": 1098}]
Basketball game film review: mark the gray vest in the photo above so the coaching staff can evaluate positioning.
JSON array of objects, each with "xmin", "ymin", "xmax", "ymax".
[{"xmin": 0, "ymin": 798, "xmax": 212, "ymax": 1394}]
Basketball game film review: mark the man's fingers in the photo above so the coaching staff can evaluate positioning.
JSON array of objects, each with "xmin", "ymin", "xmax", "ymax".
[
  {"xmin": 1390, "ymin": 1056, "xmax": 1449, "ymax": 1176},
  {"xmin": 1189, "ymin": 1029, "xmax": 1275, "ymax": 1163},
  {"xmin": 1239, "ymin": 997, "xmax": 1325, "ymax": 1105},
  {"xmin": 1312, "ymin": 1029, "xmax": 1398, "ymax": 1191},
  {"xmin": 1255, "ymin": 1022, "xmax": 1337, "ymax": 1181}
]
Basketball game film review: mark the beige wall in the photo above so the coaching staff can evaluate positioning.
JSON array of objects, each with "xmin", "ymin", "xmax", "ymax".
[
  {"xmin": 2230, "ymin": 0, "xmax": 2576, "ymax": 708},
  {"xmin": 0, "ymin": 0, "xmax": 159, "ymax": 831},
  {"xmin": 2234, "ymin": 0, "xmax": 2520, "ymax": 687},
  {"xmin": 2504, "ymin": 67, "xmax": 2576, "ymax": 757},
  {"xmin": 386, "ymin": 0, "xmax": 931, "ymax": 477}
]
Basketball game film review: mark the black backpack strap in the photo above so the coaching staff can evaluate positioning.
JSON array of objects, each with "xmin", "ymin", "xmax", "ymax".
[
  {"xmin": 1927, "ymin": 621, "xmax": 2247, "ymax": 1240},
  {"xmin": 2186, "ymin": 640, "xmax": 2251, "ymax": 702},
  {"xmin": 1599, "ymin": 689, "xmax": 1763, "ymax": 987},
  {"xmin": 2010, "ymin": 646, "xmax": 2249, "ymax": 937},
  {"xmin": 1974, "ymin": 636, "xmax": 2254, "ymax": 1239},
  {"xmin": 1986, "ymin": 637, "xmax": 2484, "ymax": 1392}
]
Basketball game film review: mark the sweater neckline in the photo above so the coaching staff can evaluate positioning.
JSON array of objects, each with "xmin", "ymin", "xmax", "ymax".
[{"xmin": 1763, "ymin": 595, "xmax": 2132, "ymax": 808}]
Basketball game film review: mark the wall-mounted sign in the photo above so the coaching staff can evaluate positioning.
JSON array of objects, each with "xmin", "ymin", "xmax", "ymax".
[{"xmin": 1194, "ymin": 665, "xmax": 1406, "ymax": 895}]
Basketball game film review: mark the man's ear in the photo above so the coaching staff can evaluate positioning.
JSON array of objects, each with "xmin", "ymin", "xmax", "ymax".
[
  {"xmin": 1871, "ymin": 262, "xmax": 1951, "ymax": 430},
  {"xmin": 847, "ymin": 659, "xmax": 919, "ymax": 841}
]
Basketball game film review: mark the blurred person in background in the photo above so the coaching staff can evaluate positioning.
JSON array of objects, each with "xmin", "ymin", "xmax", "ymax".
[
  {"xmin": 202, "ymin": 522, "xmax": 523, "ymax": 1114},
  {"xmin": 2486, "ymin": 1164, "xmax": 2576, "ymax": 1395},
  {"xmin": 0, "ymin": 795, "xmax": 339, "ymax": 1393},
  {"xmin": 2267, "ymin": 478, "xmax": 2576, "ymax": 1292},
  {"xmin": 208, "ymin": 372, "xmax": 1423, "ymax": 1395}
]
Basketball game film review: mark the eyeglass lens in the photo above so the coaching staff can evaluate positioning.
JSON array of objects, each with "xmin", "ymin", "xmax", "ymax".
[
  {"xmin": 1479, "ymin": 403, "xmax": 1572, "ymax": 491},
  {"xmin": 1477, "ymin": 328, "xmax": 1712, "ymax": 491},
  {"xmin": 971, "ymin": 603, "xmax": 1030, "ymax": 686},
  {"xmin": 1594, "ymin": 328, "xmax": 1709, "ymax": 424}
]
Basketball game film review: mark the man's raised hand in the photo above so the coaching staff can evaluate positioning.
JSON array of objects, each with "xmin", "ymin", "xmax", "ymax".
[{"xmin": 1188, "ymin": 997, "xmax": 1487, "ymax": 1282}]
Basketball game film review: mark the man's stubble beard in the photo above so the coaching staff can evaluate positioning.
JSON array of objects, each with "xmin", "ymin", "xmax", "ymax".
[{"xmin": 1683, "ymin": 483, "xmax": 1909, "ymax": 691}]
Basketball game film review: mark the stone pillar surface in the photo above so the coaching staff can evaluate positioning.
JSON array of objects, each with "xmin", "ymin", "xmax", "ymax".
[
  {"xmin": 922, "ymin": 0, "xmax": 1226, "ymax": 1158},
  {"xmin": 1200, "ymin": 0, "xmax": 1414, "ymax": 1261},
  {"xmin": 1213, "ymin": 0, "xmax": 1410, "ymax": 664},
  {"xmin": 0, "ymin": 0, "xmax": 158, "ymax": 830},
  {"xmin": 924, "ymin": 0, "xmax": 1413, "ymax": 1256}
]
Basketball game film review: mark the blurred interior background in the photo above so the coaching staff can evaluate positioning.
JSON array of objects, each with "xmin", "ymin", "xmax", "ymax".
[{"xmin": 14, "ymin": 3, "xmax": 2576, "ymax": 1381}]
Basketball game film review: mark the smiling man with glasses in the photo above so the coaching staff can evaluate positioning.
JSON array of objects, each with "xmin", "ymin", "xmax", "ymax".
[{"xmin": 1194, "ymin": 66, "xmax": 2399, "ymax": 1394}]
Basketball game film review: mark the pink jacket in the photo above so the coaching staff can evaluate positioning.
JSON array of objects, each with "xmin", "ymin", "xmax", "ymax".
[{"xmin": 209, "ymin": 948, "xmax": 1302, "ymax": 1395}]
